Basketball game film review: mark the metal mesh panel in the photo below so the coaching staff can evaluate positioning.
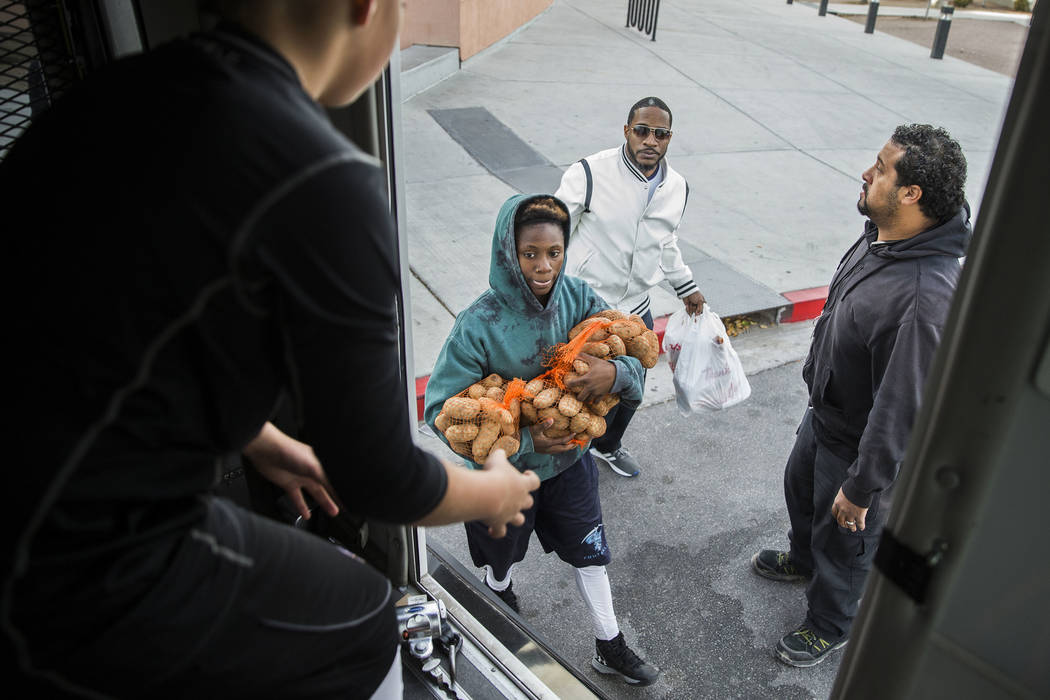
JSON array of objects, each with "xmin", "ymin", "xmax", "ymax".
[{"xmin": 1, "ymin": 1, "xmax": 82, "ymax": 160}]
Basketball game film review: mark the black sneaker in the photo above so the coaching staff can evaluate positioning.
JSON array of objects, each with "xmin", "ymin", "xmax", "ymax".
[
  {"xmin": 591, "ymin": 447, "xmax": 641, "ymax": 477},
  {"xmin": 751, "ymin": 549, "xmax": 811, "ymax": 582},
  {"xmin": 488, "ymin": 581, "xmax": 520, "ymax": 614},
  {"xmin": 774, "ymin": 625, "xmax": 847, "ymax": 667},
  {"xmin": 592, "ymin": 632, "xmax": 659, "ymax": 686}
]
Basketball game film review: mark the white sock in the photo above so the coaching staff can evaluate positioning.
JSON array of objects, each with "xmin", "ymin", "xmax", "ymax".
[
  {"xmin": 484, "ymin": 564, "xmax": 513, "ymax": 592},
  {"xmin": 573, "ymin": 565, "xmax": 620, "ymax": 641}
]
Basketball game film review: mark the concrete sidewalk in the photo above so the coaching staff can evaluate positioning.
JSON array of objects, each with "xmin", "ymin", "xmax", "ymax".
[{"xmin": 399, "ymin": 0, "xmax": 1016, "ymax": 391}]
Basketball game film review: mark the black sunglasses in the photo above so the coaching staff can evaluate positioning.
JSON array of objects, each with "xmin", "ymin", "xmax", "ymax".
[{"xmin": 631, "ymin": 125, "xmax": 672, "ymax": 141}]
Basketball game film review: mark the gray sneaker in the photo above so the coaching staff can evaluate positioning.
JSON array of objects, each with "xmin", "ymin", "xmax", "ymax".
[{"xmin": 591, "ymin": 447, "xmax": 640, "ymax": 477}]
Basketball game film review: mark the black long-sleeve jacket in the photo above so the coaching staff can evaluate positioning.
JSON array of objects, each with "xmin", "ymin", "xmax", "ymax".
[
  {"xmin": 3, "ymin": 26, "xmax": 445, "ymax": 612},
  {"xmin": 803, "ymin": 205, "xmax": 972, "ymax": 507}
]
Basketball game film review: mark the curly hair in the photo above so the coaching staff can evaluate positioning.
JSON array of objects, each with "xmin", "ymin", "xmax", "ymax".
[
  {"xmin": 514, "ymin": 196, "xmax": 570, "ymax": 244},
  {"xmin": 890, "ymin": 124, "xmax": 967, "ymax": 224},
  {"xmin": 627, "ymin": 96, "xmax": 672, "ymax": 127}
]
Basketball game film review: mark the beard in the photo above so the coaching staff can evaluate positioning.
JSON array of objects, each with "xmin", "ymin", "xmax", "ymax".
[
  {"xmin": 857, "ymin": 195, "xmax": 869, "ymax": 217},
  {"xmin": 627, "ymin": 143, "xmax": 663, "ymax": 173},
  {"xmin": 858, "ymin": 186, "xmax": 898, "ymax": 225}
]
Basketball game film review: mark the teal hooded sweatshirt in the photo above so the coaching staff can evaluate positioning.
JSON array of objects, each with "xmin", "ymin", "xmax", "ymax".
[{"xmin": 423, "ymin": 194, "xmax": 645, "ymax": 482}]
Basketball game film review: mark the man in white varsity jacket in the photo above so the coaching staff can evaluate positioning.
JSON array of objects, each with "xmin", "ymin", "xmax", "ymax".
[{"xmin": 555, "ymin": 96, "xmax": 705, "ymax": 478}]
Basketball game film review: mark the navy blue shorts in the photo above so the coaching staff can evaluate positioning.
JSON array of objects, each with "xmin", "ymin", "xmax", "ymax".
[{"xmin": 465, "ymin": 451, "xmax": 611, "ymax": 581}]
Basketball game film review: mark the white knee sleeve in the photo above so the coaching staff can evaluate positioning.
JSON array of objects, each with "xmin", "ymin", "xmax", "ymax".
[{"xmin": 573, "ymin": 565, "xmax": 620, "ymax": 641}]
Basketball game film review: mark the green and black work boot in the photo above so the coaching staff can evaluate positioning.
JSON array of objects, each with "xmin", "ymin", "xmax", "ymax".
[
  {"xmin": 751, "ymin": 549, "xmax": 811, "ymax": 582},
  {"xmin": 774, "ymin": 625, "xmax": 848, "ymax": 667}
]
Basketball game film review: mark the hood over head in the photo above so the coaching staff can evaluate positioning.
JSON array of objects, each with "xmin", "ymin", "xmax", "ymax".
[{"xmin": 488, "ymin": 193, "xmax": 571, "ymax": 317}]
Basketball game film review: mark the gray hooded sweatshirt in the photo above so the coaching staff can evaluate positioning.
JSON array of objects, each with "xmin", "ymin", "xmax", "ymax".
[{"xmin": 803, "ymin": 204, "xmax": 972, "ymax": 508}]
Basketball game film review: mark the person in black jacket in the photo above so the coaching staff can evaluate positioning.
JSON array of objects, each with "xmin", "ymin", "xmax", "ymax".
[
  {"xmin": 1, "ymin": 1, "xmax": 538, "ymax": 698},
  {"xmin": 750, "ymin": 124, "xmax": 971, "ymax": 668}
]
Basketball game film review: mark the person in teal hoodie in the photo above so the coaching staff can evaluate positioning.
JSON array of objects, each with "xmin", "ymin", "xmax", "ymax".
[{"xmin": 424, "ymin": 194, "xmax": 660, "ymax": 686}]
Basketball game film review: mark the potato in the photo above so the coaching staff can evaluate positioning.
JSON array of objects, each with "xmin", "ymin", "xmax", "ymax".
[
  {"xmin": 626, "ymin": 335, "xmax": 658, "ymax": 368},
  {"xmin": 435, "ymin": 412, "xmax": 451, "ymax": 433},
  {"xmin": 637, "ymin": 331, "xmax": 660, "ymax": 369},
  {"xmin": 597, "ymin": 309, "xmax": 627, "ymax": 320},
  {"xmin": 587, "ymin": 393, "xmax": 619, "ymax": 416},
  {"xmin": 543, "ymin": 427, "xmax": 573, "ymax": 439},
  {"xmin": 570, "ymin": 410, "xmax": 593, "ymax": 434},
  {"xmin": 472, "ymin": 421, "xmax": 501, "ymax": 463},
  {"xmin": 537, "ymin": 406, "xmax": 570, "ymax": 430},
  {"xmin": 610, "ymin": 319, "xmax": 644, "ymax": 339},
  {"xmin": 492, "ymin": 435, "xmax": 520, "ymax": 457},
  {"xmin": 444, "ymin": 396, "xmax": 481, "ymax": 420},
  {"xmin": 567, "ymin": 316, "xmax": 610, "ymax": 342},
  {"xmin": 445, "ymin": 423, "xmax": 480, "ymax": 442},
  {"xmin": 568, "ymin": 317, "xmax": 600, "ymax": 340},
  {"xmin": 573, "ymin": 359, "xmax": 590, "ymax": 374},
  {"xmin": 587, "ymin": 414, "xmax": 607, "ymax": 438},
  {"xmin": 505, "ymin": 398, "xmax": 521, "ymax": 435},
  {"xmin": 481, "ymin": 373, "xmax": 503, "ymax": 388},
  {"xmin": 525, "ymin": 377, "xmax": 545, "ymax": 397},
  {"xmin": 563, "ymin": 371, "xmax": 581, "ymax": 385},
  {"xmin": 558, "ymin": 393, "xmax": 582, "ymax": 417},
  {"xmin": 605, "ymin": 333, "xmax": 626, "ymax": 357},
  {"xmin": 485, "ymin": 386, "xmax": 506, "ymax": 401},
  {"xmin": 449, "ymin": 441, "xmax": 472, "ymax": 457},
  {"xmin": 467, "ymin": 383, "xmax": 487, "ymax": 399},
  {"xmin": 533, "ymin": 386, "xmax": 562, "ymax": 409},
  {"xmin": 629, "ymin": 314, "xmax": 647, "ymax": 327},
  {"xmin": 581, "ymin": 341, "xmax": 610, "ymax": 357},
  {"xmin": 587, "ymin": 401, "xmax": 608, "ymax": 417},
  {"xmin": 644, "ymin": 329, "xmax": 660, "ymax": 354},
  {"xmin": 520, "ymin": 401, "xmax": 538, "ymax": 425},
  {"xmin": 479, "ymin": 397, "xmax": 512, "ymax": 424},
  {"xmin": 574, "ymin": 431, "xmax": 591, "ymax": 442}
]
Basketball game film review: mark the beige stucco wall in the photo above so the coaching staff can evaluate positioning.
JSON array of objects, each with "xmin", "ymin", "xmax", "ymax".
[
  {"xmin": 458, "ymin": 0, "xmax": 552, "ymax": 59},
  {"xmin": 402, "ymin": 0, "xmax": 553, "ymax": 60},
  {"xmin": 401, "ymin": 0, "xmax": 459, "ymax": 50}
]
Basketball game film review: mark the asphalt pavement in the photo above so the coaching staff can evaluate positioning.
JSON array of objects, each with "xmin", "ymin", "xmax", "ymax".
[{"xmin": 402, "ymin": 0, "xmax": 1022, "ymax": 696}]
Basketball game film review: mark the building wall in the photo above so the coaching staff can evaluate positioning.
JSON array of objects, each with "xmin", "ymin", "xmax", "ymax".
[
  {"xmin": 401, "ymin": 0, "xmax": 459, "ymax": 50},
  {"xmin": 402, "ymin": 0, "xmax": 553, "ymax": 60},
  {"xmin": 458, "ymin": 0, "xmax": 552, "ymax": 59}
]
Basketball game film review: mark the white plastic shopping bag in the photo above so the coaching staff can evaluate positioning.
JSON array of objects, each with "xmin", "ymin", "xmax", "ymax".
[{"xmin": 663, "ymin": 304, "xmax": 751, "ymax": 414}]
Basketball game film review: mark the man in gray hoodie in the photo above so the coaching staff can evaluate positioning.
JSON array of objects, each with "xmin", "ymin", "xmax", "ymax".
[{"xmin": 750, "ymin": 124, "xmax": 971, "ymax": 667}]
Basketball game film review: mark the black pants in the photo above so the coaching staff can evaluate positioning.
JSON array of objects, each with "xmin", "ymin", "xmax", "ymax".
[
  {"xmin": 784, "ymin": 410, "xmax": 883, "ymax": 640},
  {"xmin": 592, "ymin": 310, "xmax": 653, "ymax": 454},
  {"xmin": 15, "ymin": 496, "xmax": 398, "ymax": 699}
]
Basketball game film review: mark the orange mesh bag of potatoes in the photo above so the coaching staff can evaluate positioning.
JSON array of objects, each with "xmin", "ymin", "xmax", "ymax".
[
  {"xmin": 517, "ymin": 320, "xmax": 622, "ymax": 449},
  {"xmin": 567, "ymin": 309, "xmax": 661, "ymax": 369},
  {"xmin": 434, "ymin": 374, "xmax": 528, "ymax": 464}
]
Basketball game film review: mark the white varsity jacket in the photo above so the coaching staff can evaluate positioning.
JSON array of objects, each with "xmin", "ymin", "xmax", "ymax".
[{"xmin": 554, "ymin": 145, "xmax": 698, "ymax": 317}]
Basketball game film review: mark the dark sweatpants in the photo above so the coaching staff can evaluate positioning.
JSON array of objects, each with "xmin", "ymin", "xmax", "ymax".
[
  {"xmin": 784, "ymin": 409, "xmax": 883, "ymax": 641},
  {"xmin": 15, "ymin": 496, "xmax": 399, "ymax": 699},
  {"xmin": 592, "ymin": 310, "xmax": 653, "ymax": 454}
]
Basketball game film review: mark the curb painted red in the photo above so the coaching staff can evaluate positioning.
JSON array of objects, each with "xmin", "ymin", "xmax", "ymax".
[
  {"xmin": 781, "ymin": 286, "xmax": 829, "ymax": 324},
  {"xmin": 414, "ymin": 288, "xmax": 827, "ymax": 417}
]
